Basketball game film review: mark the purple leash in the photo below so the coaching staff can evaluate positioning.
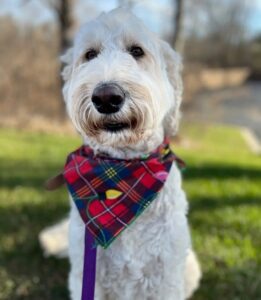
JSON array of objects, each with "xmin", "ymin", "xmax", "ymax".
[{"xmin": 81, "ymin": 228, "xmax": 97, "ymax": 300}]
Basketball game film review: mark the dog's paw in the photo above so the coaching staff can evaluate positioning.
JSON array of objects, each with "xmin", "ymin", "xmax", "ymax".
[{"xmin": 39, "ymin": 218, "xmax": 69, "ymax": 258}]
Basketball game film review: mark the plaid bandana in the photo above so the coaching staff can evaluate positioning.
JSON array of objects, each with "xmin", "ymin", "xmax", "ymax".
[{"xmin": 63, "ymin": 140, "xmax": 185, "ymax": 249}]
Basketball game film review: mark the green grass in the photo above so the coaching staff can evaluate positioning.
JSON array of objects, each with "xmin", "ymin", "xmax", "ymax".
[{"xmin": 0, "ymin": 125, "xmax": 260, "ymax": 299}]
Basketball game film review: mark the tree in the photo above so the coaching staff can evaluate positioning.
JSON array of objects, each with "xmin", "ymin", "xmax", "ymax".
[
  {"xmin": 184, "ymin": 0, "xmax": 250, "ymax": 67},
  {"xmin": 58, "ymin": 0, "xmax": 71, "ymax": 49},
  {"xmin": 117, "ymin": 0, "xmax": 134, "ymax": 8},
  {"xmin": 172, "ymin": 0, "xmax": 185, "ymax": 52},
  {"xmin": 48, "ymin": 0, "xmax": 72, "ymax": 50}
]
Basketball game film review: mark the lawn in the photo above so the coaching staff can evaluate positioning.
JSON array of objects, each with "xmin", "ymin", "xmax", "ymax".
[{"xmin": 0, "ymin": 124, "xmax": 260, "ymax": 300}]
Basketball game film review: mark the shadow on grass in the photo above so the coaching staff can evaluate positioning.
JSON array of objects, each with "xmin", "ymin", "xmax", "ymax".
[
  {"xmin": 183, "ymin": 165, "xmax": 261, "ymax": 180},
  {"xmin": 1, "ymin": 248, "xmax": 69, "ymax": 300},
  {"xmin": 0, "ymin": 198, "xmax": 69, "ymax": 236},
  {"xmin": 0, "ymin": 159, "xmax": 63, "ymax": 189},
  {"xmin": 0, "ymin": 158, "xmax": 71, "ymax": 299},
  {"xmin": 1, "ymin": 254, "xmax": 69, "ymax": 300},
  {"xmin": 0, "ymin": 202, "xmax": 70, "ymax": 300},
  {"xmin": 193, "ymin": 261, "xmax": 261, "ymax": 300},
  {"xmin": 189, "ymin": 195, "xmax": 260, "ymax": 212}
]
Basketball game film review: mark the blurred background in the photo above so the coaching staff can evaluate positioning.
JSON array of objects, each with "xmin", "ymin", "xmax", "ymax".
[{"xmin": 0, "ymin": 0, "xmax": 260, "ymax": 299}]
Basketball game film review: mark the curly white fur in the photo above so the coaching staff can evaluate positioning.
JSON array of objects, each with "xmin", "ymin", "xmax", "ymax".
[{"xmin": 59, "ymin": 7, "xmax": 201, "ymax": 300}]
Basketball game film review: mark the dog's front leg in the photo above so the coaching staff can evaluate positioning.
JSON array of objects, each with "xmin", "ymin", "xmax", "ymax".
[
  {"xmin": 160, "ymin": 213, "xmax": 190, "ymax": 300},
  {"xmin": 68, "ymin": 202, "xmax": 85, "ymax": 300}
]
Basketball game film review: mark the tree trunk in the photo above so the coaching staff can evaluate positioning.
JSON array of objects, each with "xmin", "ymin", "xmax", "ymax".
[
  {"xmin": 173, "ymin": 0, "xmax": 184, "ymax": 53},
  {"xmin": 58, "ymin": 0, "xmax": 71, "ymax": 50},
  {"xmin": 48, "ymin": 0, "xmax": 72, "ymax": 117}
]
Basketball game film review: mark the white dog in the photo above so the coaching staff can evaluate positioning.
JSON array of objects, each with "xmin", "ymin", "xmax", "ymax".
[{"xmin": 41, "ymin": 7, "xmax": 201, "ymax": 300}]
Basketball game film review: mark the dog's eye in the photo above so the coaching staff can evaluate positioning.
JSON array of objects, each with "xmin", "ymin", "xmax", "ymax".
[
  {"xmin": 85, "ymin": 49, "xmax": 98, "ymax": 61},
  {"xmin": 129, "ymin": 46, "xmax": 144, "ymax": 59}
]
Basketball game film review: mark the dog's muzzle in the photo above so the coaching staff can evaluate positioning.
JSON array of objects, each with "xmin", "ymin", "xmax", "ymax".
[{"xmin": 91, "ymin": 83, "xmax": 125, "ymax": 115}]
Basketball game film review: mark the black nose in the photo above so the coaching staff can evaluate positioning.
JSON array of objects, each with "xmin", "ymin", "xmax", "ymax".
[{"xmin": 91, "ymin": 84, "xmax": 125, "ymax": 114}]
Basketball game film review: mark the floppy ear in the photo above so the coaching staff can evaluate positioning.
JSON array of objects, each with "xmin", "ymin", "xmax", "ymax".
[
  {"xmin": 60, "ymin": 48, "xmax": 73, "ymax": 82},
  {"xmin": 161, "ymin": 41, "xmax": 183, "ymax": 137}
]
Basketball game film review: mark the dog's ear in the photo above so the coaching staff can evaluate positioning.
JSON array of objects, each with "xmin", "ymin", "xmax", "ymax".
[
  {"xmin": 161, "ymin": 41, "xmax": 183, "ymax": 137},
  {"xmin": 60, "ymin": 48, "xmax": 73, "ymax": 82}
]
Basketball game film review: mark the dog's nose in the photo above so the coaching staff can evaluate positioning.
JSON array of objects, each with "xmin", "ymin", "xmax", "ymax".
[{"xmin": 91, "ymin": 84, "xmax": 125, "ymax": 114}]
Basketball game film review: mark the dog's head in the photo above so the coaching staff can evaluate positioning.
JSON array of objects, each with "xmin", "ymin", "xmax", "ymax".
[{"xmin": 62, "ymin": 8, "xmax": 182, "ymax": 151}]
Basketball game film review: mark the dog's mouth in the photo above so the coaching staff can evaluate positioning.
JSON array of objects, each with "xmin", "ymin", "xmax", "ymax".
[{"xmin": 102, "ymin": 122, "xmax": 130, "ymax": 132}]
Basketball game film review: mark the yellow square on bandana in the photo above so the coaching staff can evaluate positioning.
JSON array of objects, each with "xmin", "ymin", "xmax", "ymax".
[{"xmin": 105, "ymin": 168, "xmax": 117, "ymax": 178}]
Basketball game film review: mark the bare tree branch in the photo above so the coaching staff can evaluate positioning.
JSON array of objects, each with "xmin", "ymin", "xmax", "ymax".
[{"xmin": 117, "ymin": 0, "xmax": 135, "ymax": 8}]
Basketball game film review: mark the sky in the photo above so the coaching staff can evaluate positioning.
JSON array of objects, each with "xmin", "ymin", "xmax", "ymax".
[
  {"xmin": 93, "ymin": 0, "xmax": 261, "ymax": 37},
  {"xmin": 1, "ymin": 0, "xmax": 261, "ymax": 36},
  {"xmin": 248, "ymin": 1, "xmax": 261, "ymax": 35},
  {"xmin": 74, "ymin": 0, "xmax": 174, "ymax": 35}
]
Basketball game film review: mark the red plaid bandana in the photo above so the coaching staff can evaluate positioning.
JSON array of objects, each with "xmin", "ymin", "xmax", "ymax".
[{"xmin": 63, "ymin": 140, "xmax": 185, "ymax": 249}]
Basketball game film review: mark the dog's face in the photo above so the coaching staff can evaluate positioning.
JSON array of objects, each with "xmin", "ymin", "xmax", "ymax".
[{"xmin": 62, "ymin": 8, "xmax": 182, "ymax": 150}]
